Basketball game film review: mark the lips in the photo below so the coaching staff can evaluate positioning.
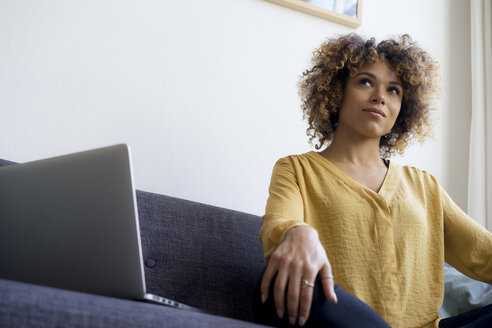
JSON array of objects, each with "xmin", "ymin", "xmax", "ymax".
[{"xmin": 362, "ymin": 107, "xmax": 386, "ymax": 117}]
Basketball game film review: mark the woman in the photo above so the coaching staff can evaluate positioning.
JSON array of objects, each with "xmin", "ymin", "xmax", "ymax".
[{"xmin": 253, "ymin": 34, "xmax": 492, "ymax": 328}]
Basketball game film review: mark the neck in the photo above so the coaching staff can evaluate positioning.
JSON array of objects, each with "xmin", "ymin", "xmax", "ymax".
[{"xmin": 320, "ymin": 129, "xmax": 382, "ymax": 167}]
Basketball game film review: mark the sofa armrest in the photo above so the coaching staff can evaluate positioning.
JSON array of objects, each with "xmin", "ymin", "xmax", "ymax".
[{"xmin": 0, "ymin": 158, "xmax": 15, "ymax": 167}]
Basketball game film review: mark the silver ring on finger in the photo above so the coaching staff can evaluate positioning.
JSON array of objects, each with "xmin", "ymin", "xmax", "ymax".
[
  {"xmin": 301, "ymin": 279, "xmax": 315, "ymax": 289},
  {"xmin": 320, "ymin": 274, "xmax": 334, "ymax": 280}
]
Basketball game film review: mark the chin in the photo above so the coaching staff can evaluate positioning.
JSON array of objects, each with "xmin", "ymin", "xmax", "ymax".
[{"xmin": 358, "ymin": 125, "xmax": 390, "ymax": 138}]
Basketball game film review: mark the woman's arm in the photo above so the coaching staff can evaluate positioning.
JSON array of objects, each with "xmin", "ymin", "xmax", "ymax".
[
  {"xmin": 442, "ymin": 185, "xmax": 492, "ymax": 282},
  {"xmin": 259, "ymin": 157, "xmax": 337, "ymax": 326}
]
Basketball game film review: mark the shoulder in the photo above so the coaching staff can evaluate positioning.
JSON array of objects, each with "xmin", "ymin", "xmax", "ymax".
[
  {"xmin": 394, "ymin": 162, "xmax": 440, "ymax": 189},
  {"xmin": 274, "ymin": 151, "xmax": 320, "ymax": 166},
  {"xmin": 400, "ymin": 164, "xmax": 437, "ymax": 181},
  {"xmin": 272, "ymin": 151, "xmax": 324, "ymax": 173}
]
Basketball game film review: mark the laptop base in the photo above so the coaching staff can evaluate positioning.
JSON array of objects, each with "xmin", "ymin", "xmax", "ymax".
[{"xmin": 142, "ymin": 293, "xmax": 207, "ymax": 313}]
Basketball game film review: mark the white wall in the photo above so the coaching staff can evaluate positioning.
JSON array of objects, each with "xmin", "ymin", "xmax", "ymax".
[{"xmin": 0, "ymin": 0, "xmax": 471, "ymax": 215}]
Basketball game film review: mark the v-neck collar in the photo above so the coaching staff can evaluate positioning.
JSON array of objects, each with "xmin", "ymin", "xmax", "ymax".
[{"xmin": 306, "ymin": 151, "xmax": 401, "ymax": 203}]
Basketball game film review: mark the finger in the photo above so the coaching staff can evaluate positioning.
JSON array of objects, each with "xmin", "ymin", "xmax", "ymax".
[
  {"xmin": 273, "ymin": 264, "xmax": 289, "ymax": 319},
  {"xmin": 260, "ymin": 261, "xmax": 279, "ymax": 304},
  {"xmin": 297, "ymin": 271, "xmax": 316, "ymax": 327},
  {"xmin": 320, "ymin": 263, "xmax": 337, "ymax": 303},
  {"xmin": 286, "ymin": 265, "xmax": 303, "ymax": 325}
]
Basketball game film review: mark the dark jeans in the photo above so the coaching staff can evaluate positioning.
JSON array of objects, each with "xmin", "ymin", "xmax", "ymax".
[
  {"xmin": 439, "ymin": 304, "xmax": 492, "ymax": 328},
  {"xmin": 252, "ymin": 270, "xmax": 390, "ymax": 328},
  {"xmin": 252, "ymin": 269, "xmax": 492, "ymax": 328}
]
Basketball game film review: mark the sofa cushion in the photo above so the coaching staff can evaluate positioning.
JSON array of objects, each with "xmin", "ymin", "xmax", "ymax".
[
  {"xmin": 0, "ymin": 278, "xmax": 266, "ymax": 328},
  {"xmin": 439, "ymin": 265, "xmax": 492, "ymax": 318},
  {"xmin": 137, "ymin": 190, "xmax": 265, "ymax": 322}
]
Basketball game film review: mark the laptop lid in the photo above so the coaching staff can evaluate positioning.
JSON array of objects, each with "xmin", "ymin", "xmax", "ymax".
[{"xmin": 0, "ymin": 144, "xmax": 147, "ymax": 299}]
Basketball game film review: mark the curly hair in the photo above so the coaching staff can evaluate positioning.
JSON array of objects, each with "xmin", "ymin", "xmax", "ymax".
[{"xmin": 298, "ymin": 33, "xmax": 440, "ymax": 158}]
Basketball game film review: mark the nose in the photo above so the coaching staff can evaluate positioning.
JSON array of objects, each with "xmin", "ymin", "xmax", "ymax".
[{"xmin": 371, "ymin": 87, "xmax": 386, "ymax": 105}]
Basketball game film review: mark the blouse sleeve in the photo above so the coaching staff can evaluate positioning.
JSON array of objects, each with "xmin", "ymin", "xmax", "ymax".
[
  {"xmin": 259, "ymin": 157, "xmax": 308, "ymax": 262},
  {"xmin": 442, "ymin": 185, "xmax": 492, "ymax": 283}
]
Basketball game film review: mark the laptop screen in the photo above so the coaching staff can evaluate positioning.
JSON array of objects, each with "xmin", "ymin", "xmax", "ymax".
[{"xmin": 0, "ymin": 144, "xmax": 147, "ymax": 299}]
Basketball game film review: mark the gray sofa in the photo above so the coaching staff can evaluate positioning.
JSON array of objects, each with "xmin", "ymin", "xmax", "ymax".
[{"xmin": 0, "ymin": 158, "xmax": 268, "ymax": 328}]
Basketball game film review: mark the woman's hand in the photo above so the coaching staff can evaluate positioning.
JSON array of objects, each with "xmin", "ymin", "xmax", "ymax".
[{"xmin": 260, "ymin": 225, "xmax": 337, "ymax": 326}]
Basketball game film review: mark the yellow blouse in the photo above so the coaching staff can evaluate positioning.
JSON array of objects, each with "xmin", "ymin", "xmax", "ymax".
[{"xmin": 260, "ymin": 151, "xmax": 492, "ymax": 328}]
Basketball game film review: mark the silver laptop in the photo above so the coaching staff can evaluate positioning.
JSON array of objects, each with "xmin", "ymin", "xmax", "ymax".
[{"xmin": 0, "ymin": 144, "xmax": 203, "ymax": 312}]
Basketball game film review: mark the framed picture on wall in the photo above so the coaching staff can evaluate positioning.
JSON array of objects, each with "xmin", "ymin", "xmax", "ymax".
[{"xmin": 266, "ymin": 0, "xmax": 362, "ymax": 28}]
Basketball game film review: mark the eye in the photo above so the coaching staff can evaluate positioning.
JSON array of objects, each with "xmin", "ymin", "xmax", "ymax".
[
  {"xmin": 359, "ymin": 78, "xmax": 372, "ymax": 86},
  {"xmin": 388, "ymin": 86, "xmax": 401, "ymax": 96}
]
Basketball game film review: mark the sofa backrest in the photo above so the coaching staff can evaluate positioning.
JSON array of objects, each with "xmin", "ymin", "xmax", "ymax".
[{"xmin": 136, "ymin": 190, "xmax": 265, "ymax": 322}]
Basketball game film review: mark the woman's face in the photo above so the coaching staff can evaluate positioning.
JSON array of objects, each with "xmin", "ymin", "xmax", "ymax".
[{"xmin": 337, "ymin": 60, "xmax": 403, "ymax": 139}]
